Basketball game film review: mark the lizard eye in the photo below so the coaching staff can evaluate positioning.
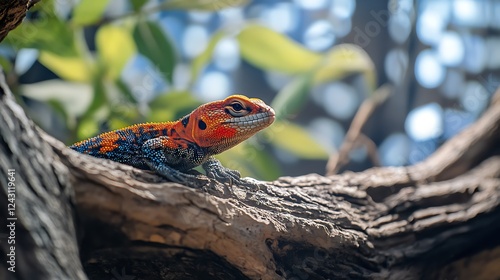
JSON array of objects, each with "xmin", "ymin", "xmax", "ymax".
[
  {"xmin": 225, "ymin": 101, "xmax": 249, "ymax": 117},
  {"xmin": 231, "ymin": 103, "xmax": 244, "ymax": 111}
]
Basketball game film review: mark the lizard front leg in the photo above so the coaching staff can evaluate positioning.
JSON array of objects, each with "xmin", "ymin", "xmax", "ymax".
[
  {"xmin": 202, "ymin": 157, "xmax": 265, "ymax": 190},
  {"xmin": 142, "ymin": 136, "xmax": 206, "ymax": 187},
  {"xmin": 202, "ymin": 157, "xmax": 241, "ymax": 184}
]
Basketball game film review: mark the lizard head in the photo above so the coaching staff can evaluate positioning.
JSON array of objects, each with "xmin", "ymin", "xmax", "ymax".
[{"xmin": 186, "ymin": 95, "xmax": 275, "ymax": 153}]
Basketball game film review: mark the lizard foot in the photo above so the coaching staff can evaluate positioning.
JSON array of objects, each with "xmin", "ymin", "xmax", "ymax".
[
  {"xmin": 202, "ymin": 157, "xmax": 241, "ymax": 184},
  {"xmin": 202, "ymin": 158, "xmax": 261, "ymax": 190}
]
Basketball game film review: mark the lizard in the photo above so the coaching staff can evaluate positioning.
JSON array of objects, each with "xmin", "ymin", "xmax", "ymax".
[{"xmin": 70, "ymin": 95, "xmax": 275, "ymax": 187}]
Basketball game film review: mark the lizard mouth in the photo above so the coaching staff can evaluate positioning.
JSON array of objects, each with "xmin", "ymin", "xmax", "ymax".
[{"xmin": 223, "ymin": 108, "xmax": 275, "ymax": 128}]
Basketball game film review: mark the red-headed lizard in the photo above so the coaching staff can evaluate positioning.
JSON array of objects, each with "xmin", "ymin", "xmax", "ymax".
[{"xmin": 70, "ymin": 95, "xmax": 275, "ymax": 186}]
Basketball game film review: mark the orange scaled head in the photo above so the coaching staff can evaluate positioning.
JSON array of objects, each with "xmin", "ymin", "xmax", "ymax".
[{"xmin": 184, "ymin": 95, "xmax": 275, "ymax": 154}]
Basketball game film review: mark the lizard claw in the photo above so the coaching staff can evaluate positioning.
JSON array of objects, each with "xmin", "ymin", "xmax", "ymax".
[
  {"xmin": 202, "ymin": 158, "xmax": 264, "ymax": 190},
  {"xmin": 202, "ymin": 157, "xmax": 243, "ymax": 185}
]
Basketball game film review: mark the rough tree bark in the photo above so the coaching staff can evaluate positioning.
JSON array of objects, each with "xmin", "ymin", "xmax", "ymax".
[
  {"xmin": 1, "ymin": 2, "xmax": 500, "ymax": 280},
  {"xmin": 0, "ymin": 0, "xmax": 38, "ymax": 42}
]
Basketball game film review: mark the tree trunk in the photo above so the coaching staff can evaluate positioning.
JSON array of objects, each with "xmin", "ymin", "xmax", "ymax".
[{"xmin": 1, "ymin": 2, "xmax": 500, "ymax": 280}]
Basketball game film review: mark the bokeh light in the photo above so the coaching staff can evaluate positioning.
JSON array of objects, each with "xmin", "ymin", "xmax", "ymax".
[
  {"xmin": 405, "ymin": 103, "xmax": 443, "ymax": 141},
  {"xmin": 303, "ymin": 20, "xmax": 336, "ymax": 51},
  {"xmin": 388, "ymin": 12, "xmax": 412, "ymax": 44},
  {"xmin": 182, "ymin": 25, "xmax": 209, "ymax": 58},
  {"xmin": 330, "ymin": 0, "xmax": 356, "ymax": 19},
  {"xmin": 416, "ymin": 9, "xmax": 447, "ymax": 45},
  {"xmin": 260, "ymin": 2, "xmax": 298, "ymax": 33},
  {"xmin": 415, "ymin": 49, "xmax": 446, "ymax": 88},
  {"xmin": 14, "ymin": 48, "xmax": 38, "ymax": 76},
  {"xmin": 316, "ymin": 82, "xmax": 359, "ymax": 120},
  {"xmin": 437, "ymin": 31, "xmax": 464, "ymax": 66},
  {"xmin": 294, "ymin": 0, "xmax": 330, "ymax": 11},
  {"xmin": 213, "ymin": 37, "xmax": 240, "ymax": 71},
  {"xmin": 196, "ymin": 71, "xmax": 231, "ymax": 101},
  {"xmin": 452, "ymin": 0, "xmax": 488, "ymax": 28}
]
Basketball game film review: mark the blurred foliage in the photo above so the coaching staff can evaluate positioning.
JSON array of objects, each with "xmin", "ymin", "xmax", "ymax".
[
  {"xmin": 133, "ymin": 20, "xmax": 176, "ymax": 83},
  {"xmin": 2, "ymin": 0, "xmax": 376, "ymax": 180}
]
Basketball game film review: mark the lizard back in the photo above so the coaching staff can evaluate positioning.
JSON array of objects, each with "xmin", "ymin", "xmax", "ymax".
[{"xmin": 70, "ymin": 123, "xmax": 174, "ymax": 169}]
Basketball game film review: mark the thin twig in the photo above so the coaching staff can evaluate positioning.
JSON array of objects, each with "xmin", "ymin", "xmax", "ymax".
[
  {"xmin": 326, "ymin": 84, "xmax": 392, "ymax": 175},
  {"xmin": 357, "ymin": 133, "xmax": 381, "ymax": 167}
]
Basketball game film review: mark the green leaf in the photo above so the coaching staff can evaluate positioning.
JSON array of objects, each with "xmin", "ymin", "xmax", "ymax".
[
  {"xmin": 315, "ymin": 44, "xmax": 376, "ymax": 89},
  {"xmin": 271, "ymin": 72, "xmax": 314, "ymax": 120},
  {"xmin": 265, "ymin": 121, "xmax": 328, "ymax": 159},
  {"xmin": 189, "ymin": 31, "xmax": 225, "ymax": 87},
  {"xmin": 236, "ymin": 26, "xmax": 376, "ymax": 89},
  {"xmin": 131, "ymin": 0, "xmax": 149, "ymax": 11},
  {"xmin": 72, "ymin": 0, "xmax": 111, "ymax": 25},
  {"xmin": 115, "ymin": 78, "xmax": 137, "ymax": 103},
  {"xmin": 133, "ymin": 21, "xmax": 176, "ymax": 83},
  {"xmin": 237, "ymin": 24, "xmax": 321, "ymax": 73},
  {"xmin": 162, "ymin": 0, "xmax": 249, "ymax": 11},
  {"xmin": 6, "ymin": 15, "xmax": 77, "ymax": 56},
  {"xmin": 96, "ymin": 25, "xmax": 136, "ymax": 80},
  {"xmin": 148, "ymin": 91, "xmax": 202, "ymax": 122},
  {"xmin": 39, "ymin": 52, "xmax": 91, "ymax": 82}
]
